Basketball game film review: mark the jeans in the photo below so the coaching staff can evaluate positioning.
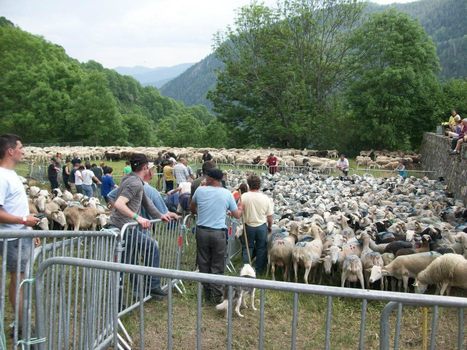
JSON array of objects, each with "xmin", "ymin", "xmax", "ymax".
[
  {"xmin": 242, "ymin": 223, "xmax": 268, "ymax": 274},
  {"xmin": 123, "ymin": 229, "xmax": 160, "ymax": 290},
  {"xmin": 82, "ymin": 184, "xmax": 93, "ymax": 197}
]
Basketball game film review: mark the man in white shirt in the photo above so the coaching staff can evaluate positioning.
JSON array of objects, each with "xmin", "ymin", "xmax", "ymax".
[
  {"xmin": 241, "ymin": 175, "xmax": 273, "ymax": 275},
  {"xmin": 173, "ymin": 158, "xmax": 190, "ymax": 184},
  {"xmin": 336, "ymin": 154, "xmax": 349, "ymax": 179},
  {"xmin": 0, "ymin": 134, "xmax": 40, "ymax": 333}
]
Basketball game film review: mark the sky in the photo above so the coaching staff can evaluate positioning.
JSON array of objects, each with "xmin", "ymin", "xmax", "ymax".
[{"xmin": 2, "ymin": 0, "xmax": 418, "ymax": 69}]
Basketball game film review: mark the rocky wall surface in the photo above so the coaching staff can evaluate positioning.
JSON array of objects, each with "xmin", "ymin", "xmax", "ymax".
[{"xmin": 420, "ymin": 133, "xmax": 467, "ymax": 205}]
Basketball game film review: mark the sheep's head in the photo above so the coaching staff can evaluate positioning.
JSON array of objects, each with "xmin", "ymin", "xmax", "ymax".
[
  {"xmin": 52, "ymin": 211, "xmax": 67, "ymax": 227},
  {"xmin": 37, "ymin": 217, "xmax": 49, "ymax": 230},
  {"xmin": 369, "ymin": 265, "xmax": 383, "ymax": 283},
  {"xmin": 413, "ymin": 280, "xmax": 428, "ymax": 294},
  {"xmin": 34, "ymin": 195, "xmax": 47, "ymax": 212}
]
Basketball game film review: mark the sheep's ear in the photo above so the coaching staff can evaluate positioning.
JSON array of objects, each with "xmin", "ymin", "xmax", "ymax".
[
  {"xmin": 381, "ymin": 269, "xmax": 388, "ymax": 276},
  {"xmin": 318, "ymin": 258, "xmax": 324, "ymax": 263},
  {"xmin": 413, "ymin": 281, "xmax": 419, "ymax": 287},
  {"xmin": 365, "ymin": 268, "xmax": 372, "ymax": 272}
]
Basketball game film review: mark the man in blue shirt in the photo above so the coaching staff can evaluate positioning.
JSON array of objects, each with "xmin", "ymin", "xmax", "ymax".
[{"xmin": 190, "ymin": 168, "xmax": 242, "ymax": 303}]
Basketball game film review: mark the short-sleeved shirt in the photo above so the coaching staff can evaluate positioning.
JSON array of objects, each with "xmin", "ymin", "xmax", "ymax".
[
  {"xmin": 109, "ymin": 173, "xmax": 146, "ymax": 229},
  {"xmin": 108, "ymin": 183, "xmax": 169, "ymax": 218},
  {"xmin": 178, "ymin": 182, "xmax": 191, "ymax": 194},
  {"xmin": 173, "ymin": 163, "xmax": 189, "ymax": 184},
  {"xmin": 101, "ymin": 174, "xmax": 115, "ymax": 197},
  {"xmin": 123, "ymin": 165, "xmax": 132, "ymax": 175},
  {"xmin": 75, "ymin": 170, "xmax": 83, "ymax": 185},
  {"xmin": 163, "ymin": 165, "xmax": 174, "ymax": 181},
  {"xmin": 82, "ymin": 169, "xmax": 95, "ymax": 185},
  {"xmin": 241, "ymin": 191, "xmax": 274, "ymax": 227},
  {"xmin": 337, "ymin": 158, "xmax": 349, "ymax": 171},
  {"xmin": 0, "ymin": 167, "xmax": 29, "ymax": 240},
  {"xmin": 192, "ymin": 186, "xmax": 237, "ymax": 229},
  {"xmin": 91, "ymin": 166, "xmax": 103, "ymax": 181}
]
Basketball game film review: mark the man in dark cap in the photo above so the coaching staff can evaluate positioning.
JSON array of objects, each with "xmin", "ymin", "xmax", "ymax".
[
  {"xmin": 190, "ymin": 168, "xmax": 243, "ymax": 304},
  {"xmin": 109, "ymin": 153, "xmax": 171, "ymax": 298}
]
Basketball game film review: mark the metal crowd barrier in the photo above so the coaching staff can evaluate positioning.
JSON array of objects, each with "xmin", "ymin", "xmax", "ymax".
[
  {"xmin": 0, "ymin": 230, "xmax": 118, "ymax": 350},
  {"xmin": 116, "ymin": 219, "xmax": 185, "ymax": 318},
  {"xmin": 34, "ymin": 258, "xmax": 467, "ymax": 350}
]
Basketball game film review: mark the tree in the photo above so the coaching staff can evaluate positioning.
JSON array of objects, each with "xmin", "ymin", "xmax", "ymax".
[
  {"xmin": 68, "ymin": 72, "xmax": 127, "ymax": 145},
  {"xmin": 209, "ymin": 0, "xmax": 364, "ymax": 148},
  {"xmin": 440, "ymin": 78, "xmax": 467, "ymax": 120},
  {"xmin": 346, "ymin": 10, "xmax": 442, "ymax": 150}
]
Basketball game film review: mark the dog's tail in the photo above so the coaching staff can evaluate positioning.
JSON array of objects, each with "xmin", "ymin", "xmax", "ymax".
[{"xmin": 215, "ymin": 299, "xmax": 228, "ymax": 311}]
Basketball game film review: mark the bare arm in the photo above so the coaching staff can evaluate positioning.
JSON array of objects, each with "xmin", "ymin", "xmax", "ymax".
[
  {"xmin": 0, "ymin": 208, "xmax": 39, "ymax": 227},
  {"xmin": 267, "ymin": 215, "xmax": 273, "ymax": 231},
  {"xmin": 113, "ymin": 195, "xmax": 151, "ymax": 228},
  {"xmin": 190, "ymin": 199, "xmax": 197, "ymax": 214}
]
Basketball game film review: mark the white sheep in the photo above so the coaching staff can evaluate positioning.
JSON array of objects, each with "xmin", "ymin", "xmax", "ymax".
[
  {"xmin": 369, "ymin": 252, "xmax": 441, "ymax": 292},
  {"xmin": 268, "ymin": 224, "xmax": 298, "ymax": 281},
  {"xmin": 292, "ymin": 224, "xmax": 324, "ymax": 283},
  {"xmin": 415, "ymin": 253, "xmax": 467, "ymax": 295},
  {"xmin": 341, "ymin": 255, "xmax": 365, "ymax": 289}
]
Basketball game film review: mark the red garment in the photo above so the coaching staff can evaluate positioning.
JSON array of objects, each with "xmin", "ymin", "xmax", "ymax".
[{"xmin": 266, "ymin": 156, "xmax": 278, "ymax": 174}]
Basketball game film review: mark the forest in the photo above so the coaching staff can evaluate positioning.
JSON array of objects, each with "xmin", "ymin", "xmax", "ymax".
[
  {"xmin": 0, "ymin": 0, "xmax": 466, "ymax": 153},
  {"xmin": 0, "ymin": 17, "xmax": 222, "ymax": 148}
]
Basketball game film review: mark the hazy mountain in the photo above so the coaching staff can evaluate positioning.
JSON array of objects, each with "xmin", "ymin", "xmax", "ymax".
[
  {"xmin": 159, "ymin": 53, "xmax": 223, "ymax": 109},
  {"xmin": 114, "ymin": 63, "xmax": 194, "ymax": 88},
  {"xmin": 159, "ymin": 0, "xmax": 466, "ymax": 109}
]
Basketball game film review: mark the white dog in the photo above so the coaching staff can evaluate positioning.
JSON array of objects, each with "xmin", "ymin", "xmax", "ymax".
[{"xmin": 216, "ymin": 264, "xmax": 257, "ymax": 318}]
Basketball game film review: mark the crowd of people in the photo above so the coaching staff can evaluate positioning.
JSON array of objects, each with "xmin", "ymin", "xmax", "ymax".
[{"xmin": 445, "ymin": 110, "xmax": 467, "ymax": 155}]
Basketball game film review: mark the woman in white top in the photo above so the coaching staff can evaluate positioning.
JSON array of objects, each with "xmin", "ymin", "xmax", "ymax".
[
  {"xmin": 81, "ymin": 163, "xmax": 101, "ymax": 197},
  {"xmin": 74, "ymin": 165, "xmax": 84, "ymax": 194}
]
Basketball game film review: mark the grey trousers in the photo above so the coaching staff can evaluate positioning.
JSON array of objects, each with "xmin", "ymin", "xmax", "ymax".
[{"xmin": 196, "ymin": 226, "xmax": 227, "ymax": 300}]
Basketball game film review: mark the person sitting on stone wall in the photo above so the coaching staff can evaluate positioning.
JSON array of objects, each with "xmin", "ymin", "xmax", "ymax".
[{"xmin": 449, "ymin": 118, "xmax": 467, "ymax": 155}]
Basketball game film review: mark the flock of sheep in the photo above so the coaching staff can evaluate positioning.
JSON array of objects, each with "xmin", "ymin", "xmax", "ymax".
[
  {"xmin": 26, "ymin": 185, "xmax": 109, "ymax": 232},
  {"xmin": 23, "ymin": 146, "xmax": 420, "ymax": 170},
  {"xmin": 229, "ymin": 171, "xmax": 467, "ymax": 296}
]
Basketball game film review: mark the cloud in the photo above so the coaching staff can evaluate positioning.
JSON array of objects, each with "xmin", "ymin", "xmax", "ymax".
[{"xmin": 1, "ymin": 0, "xmax": 415, "ymax": 68}]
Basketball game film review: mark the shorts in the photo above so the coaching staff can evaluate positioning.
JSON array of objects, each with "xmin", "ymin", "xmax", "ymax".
[{"xmin": 0, "ymin": 238, "xmax": 33, "ymax": 272}]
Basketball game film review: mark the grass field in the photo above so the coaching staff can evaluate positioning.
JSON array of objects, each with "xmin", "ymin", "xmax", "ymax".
[
  {"xmin": 116, "ymin": 234, "xmax": 467, "ymax": 350},
  {"xmin": 120, "ymin": 288, "xmax": 465, "ymax": 349}
]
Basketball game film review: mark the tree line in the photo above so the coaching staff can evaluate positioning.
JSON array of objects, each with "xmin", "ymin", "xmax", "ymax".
[{"xmin": 208, "ymin": 1, "xmax": 466, "ymax": 153}]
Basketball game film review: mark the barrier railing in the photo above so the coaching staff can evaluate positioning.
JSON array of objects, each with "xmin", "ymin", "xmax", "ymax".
[
  {"xmin": 34, "ymin": 258, "xmax": 467, "ymax": 350},
  {"xmin": 0, "ymin": 230, "xmax": 118, "ymax": 350},
  {"xmin": 116, "ymin": 219, "xmax": 184, "ymax": 317}
]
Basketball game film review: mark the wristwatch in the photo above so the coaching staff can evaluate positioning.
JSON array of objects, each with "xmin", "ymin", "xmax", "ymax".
[{"xmin": 22, "ymin": 216, "xmax": 27, "ymax": 225}]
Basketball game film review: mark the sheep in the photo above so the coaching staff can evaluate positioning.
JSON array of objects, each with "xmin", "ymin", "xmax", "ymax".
[
  {"xmin": 63, "ymin": 207, "xmax": 104, "ymax": 231},
  {"xmin": 415, "ymin": 253, "xmax": 467, "ymax": 295},
  {"xmin": 292, "ymin": 224, "xmax": 324, "ymax": 283},
  {"xmin": 268, "ymin": 225, "xmax": 298, "ymax": 281},
  {"xmin": 341, "ymin": 255, "xmax": 365, "ymax": 289},
  {"xmin": 45, "ymin": 201, "xmax": 66, "ymax": 229},
  {"xmin": 369, "ymin": 252, "xmax": 441, "ymax": 292},
  {"xmin": 359, "ymin": 232, "xmax": 385, "ymax": 289}
]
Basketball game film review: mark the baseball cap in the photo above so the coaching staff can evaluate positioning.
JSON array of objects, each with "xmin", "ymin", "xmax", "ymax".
[
  {"xmin": 206, "ymin": 168, "xmax": 224, "ymax": 181},
  {"xmin": 148, "ymin": 162, "xmax": 155, "ymax": 170},
  {"xmin": 130, "ymin": 153, "xmax": 149, "ymax": 169}
]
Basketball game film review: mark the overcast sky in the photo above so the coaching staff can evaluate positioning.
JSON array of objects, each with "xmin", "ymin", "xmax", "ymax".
[{"xmin": 2, "ymin": 0, "xmax": 417, "ymax": 69}]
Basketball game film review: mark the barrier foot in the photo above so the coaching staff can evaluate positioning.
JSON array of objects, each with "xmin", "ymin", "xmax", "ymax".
[{"xmin": 118, "ymin": 319, "xmax": 133, "ymax": 349}]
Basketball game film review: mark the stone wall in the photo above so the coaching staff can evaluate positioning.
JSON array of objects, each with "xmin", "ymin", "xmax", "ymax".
[{"xmin": 420, "ymin": 133, "xmax": 467, "ymax": 205}]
